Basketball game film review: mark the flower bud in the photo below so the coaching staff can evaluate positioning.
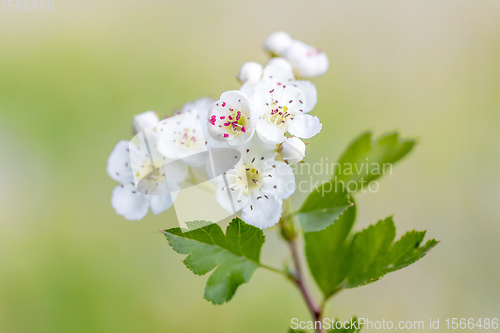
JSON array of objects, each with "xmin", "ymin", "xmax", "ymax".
[
  {"xmin": 280, "ymin": 137, "xmax": 306, "ymax": 164},
  {"xmin": 237, "ymin": 62, "xmax": 263, "ymax": 84},
  {"xmin": 263, "ymin": 31, "xmax": 293, "ymax": 55},
  {"xmin": 282, "ymin": 40, "xmax": 329, "ymax": 78},
  {"xmin": 132, "ymin": 111, "xmax": 159, "ymax": 134}
]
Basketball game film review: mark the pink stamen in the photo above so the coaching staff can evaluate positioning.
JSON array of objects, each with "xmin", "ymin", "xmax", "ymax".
[
  {"xmin": 241, "ymin": 126, "xmax": 246, "ymax": 132},
  {"xmin": 223, "ymin": 133, "xmax": 229, "ymax": 138},
  {"xmin": 222, "ymin": 102, "xmax": 226, "ymax": 107}
]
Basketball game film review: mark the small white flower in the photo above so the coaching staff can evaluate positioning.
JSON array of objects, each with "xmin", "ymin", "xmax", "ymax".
[
  {"xmin": 157, "ymin": 110, "xmax": 208, "ymax": 167},
  {"xmin": 107, "ymin": 135, "xmax": 188, "ymax": 220},
  {"xmin": 214, "ymin": 137, "xmax": 295, "ymax": 229},
  {"xmin": 207, "ymin": 90, "xmax": 256, "ymax": 146},
  {"xmin": 132, "ymin": 111, "xmax": 159, "ymax": 134},
  {"xmin": 280, "ymin": 137, "xmax": 306, "ymax": 164},
  {"xmin": 264, "ymin": 32, "xmax": 329, "ymax": 78},
  {"xmin": 253, "ymin": 83, "xmax": 322, "ymax": 145}
]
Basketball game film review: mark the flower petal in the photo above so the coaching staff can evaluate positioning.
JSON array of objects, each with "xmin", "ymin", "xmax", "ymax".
[
  {"xmin": 214, "ymin": 171, "xmax": 249, "ymax": 214},
  {"xmin": 259, "ymin": 159, "xmax": 296, "ymax": 199},
  {"xmin": 132, "ymin": 111, "xmax": 159, "ymax": 134},
  {"xmin": 241, "ymin": 194, "xmax": 283, "ymax": 229},
  {"xmin": 220, "ymin": 90, "xmax": 250, "ymax": 109},
  {"xmin": 157, "ymin": 111, "xmax": 208, "ymax": 165},
  {"xmin": 163, "ymin": 160, "xmax": 188, "ymax": 188},
  {"xmin": 256, "ymin": 119, "xmax": 286, "ymax": 144},
  {"xmin": 239, "ymin": 136, "xmax": 277, "ymax": 163},
  {"xmin": 262, "ymin": 57, "xmax": 295, "ymax": 84},
  {"xmin": 149, "ymin": 194, "xmax": 175, "ymax": 215},
  {"xmin": 107, "ymin": 140, "xmax": 134, "ymax": 184},
  {"xmin": 288, "ymin": 114, "xmax": 322, "ymax": 139},
  {"xmin": 293, "ymin": 80, "xmax": 317, "ymax": 113},
  {"xmin": 111, "ymin": 184, "xmax": 149, "ymax": 220}
]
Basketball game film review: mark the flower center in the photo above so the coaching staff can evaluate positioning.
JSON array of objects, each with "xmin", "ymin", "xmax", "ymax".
[
  {"xmin": 178, "ymin": 127, "xmax": 201, "ymax": 150},
  {"xmin": 264, "ymin": 104, "xmax": 294, "ymax": 129},
  {"xmin": 135, "ymin": 161, "xmax": 167, "ymax": 195},
  {"xmin": 228, "ymin": 162, "xmax": 264, "ymax": 198},
  {"xmin": 245, "ymin": 167, "xmax": 262, "ymax": 191},
  {"xmin": 210, "ymin": 109, "xmax": 248, "ymax": 138}
]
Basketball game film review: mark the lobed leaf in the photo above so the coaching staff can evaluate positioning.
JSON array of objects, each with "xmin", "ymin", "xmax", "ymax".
[
  {"xmin": 346, "ymin": 217, "xmax": 438, "ymax": 288},
  {"xmin": 163, "ymin": 218, "xmax": 265, "ymax": 304}
]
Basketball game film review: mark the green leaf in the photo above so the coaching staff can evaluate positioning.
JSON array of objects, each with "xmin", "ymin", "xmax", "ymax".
[
  {"xmin": 335, "ymin": 131, "xmax": 416, "ymax": 192},
  {"xmin": 305, "ymin": 203, "xmax": 357, "ymax": 297},
  {"xmin": 163, "ymin": 218, "xmax": 265, "ymax": 304},
  {"xmin": 328, "ymin": 317, "xmax": 363, "ymax": 332},
  {"xmin": 289, "ymin": 329, "xmax": 307, "ymax": 333},
  {"xmin": 297, "ymin": 180, "xmax": 353, "ymax": 232},
  {"xmin": 346, "ymin": 217, "xmax": 438, "ymax": 288}
]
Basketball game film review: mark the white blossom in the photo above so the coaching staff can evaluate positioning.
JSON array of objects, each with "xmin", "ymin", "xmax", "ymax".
[
  {"xmin": 252, "ymin": 83, "xmax": 322, "ymax": 145},
  {"xmin": 107, "ymin": 132, "xmax": 187, "ymax": 221},
  {"xmin": 214, "ymin": 137, "xmax": 295, "ymax": 229},
  {"xmin": 157, "ymin": 110, "xmax": 208, "ymax": 167},
  {"xmin": 207, "ymin": 90, "xmax": 256, "ymax": 146}
]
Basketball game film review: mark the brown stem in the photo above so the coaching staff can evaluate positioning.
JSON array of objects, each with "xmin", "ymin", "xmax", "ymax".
[{"xmin": 288, "ymin": 238, "xmax": 325, "ymax": 333}]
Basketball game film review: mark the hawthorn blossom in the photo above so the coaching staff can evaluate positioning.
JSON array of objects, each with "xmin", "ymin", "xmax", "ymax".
[
  {"xmin": 264, "ymin": 31, "xmax": 329, "ymax": 78},
  {"xmin": 157, "ymin": 110, "xmax": 208, "ymax": 167},
  {"xmin": 214, "ymin": 137, "xmax": 295, "ymax": 229},
  {"xmin": 207, "ymin": 90, "xmax": 256, "ymax": 146},
  {"xmin": 252, "ymin": 83, "xmax": 322, "ymax": 145},
  {"xmin": 107, "ymin": 127, "xmax": 188, "ymax": 220}
]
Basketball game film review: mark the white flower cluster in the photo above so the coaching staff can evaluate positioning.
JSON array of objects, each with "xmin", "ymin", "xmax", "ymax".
[{"xmin": 107, "ymin": 32, "xmax": 328, "ymax": 229}]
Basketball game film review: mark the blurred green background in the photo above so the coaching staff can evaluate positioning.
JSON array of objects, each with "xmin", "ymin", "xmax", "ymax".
[{"xmin": 1, "ymin": 1, "xmax": 499, "ymax": 332}]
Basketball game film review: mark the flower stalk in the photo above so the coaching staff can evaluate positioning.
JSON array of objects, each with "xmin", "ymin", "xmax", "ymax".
[{"xmin": 280, "ymin": 199, "xmax": 325, "ymax": 333}]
